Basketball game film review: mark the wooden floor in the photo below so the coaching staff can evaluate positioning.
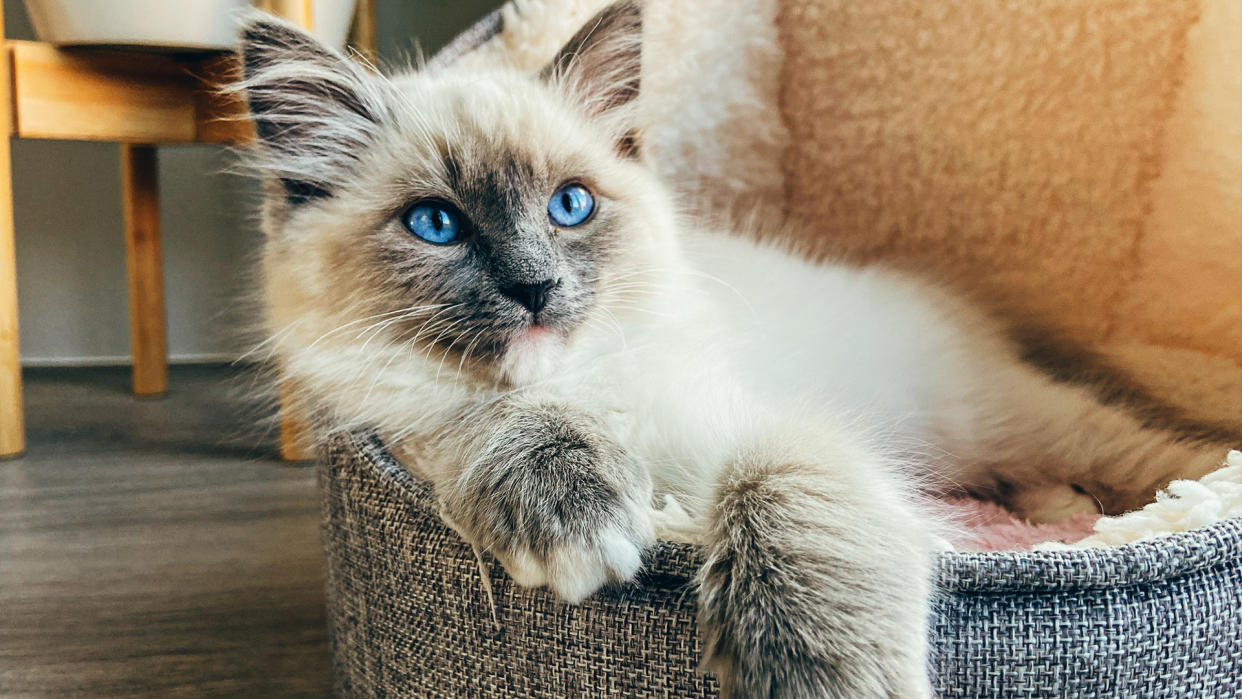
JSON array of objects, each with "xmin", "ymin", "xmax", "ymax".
[{"xmin": 0, "ymin": 365, "xmax": 333, "ymax": 697}]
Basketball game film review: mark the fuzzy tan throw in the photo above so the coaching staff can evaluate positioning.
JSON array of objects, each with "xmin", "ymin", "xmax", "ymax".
[{"xmin": 775, "ymin": 0, "xmax": 1241, "ymax": 434}]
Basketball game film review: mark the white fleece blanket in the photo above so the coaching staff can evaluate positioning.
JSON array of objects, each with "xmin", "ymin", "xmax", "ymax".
[{"xmin": 1035, "ymin": 449, "xmax": 1242, "ymax": 551}]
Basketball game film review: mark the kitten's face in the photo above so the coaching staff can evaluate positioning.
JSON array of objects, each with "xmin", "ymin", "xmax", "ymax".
[{"xmin": 241, "ymin": 3, "xmax": 664, "ymax": 384}]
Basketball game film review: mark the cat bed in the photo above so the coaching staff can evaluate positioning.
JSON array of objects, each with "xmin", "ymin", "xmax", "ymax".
[{"xmin": 319, "ymin": 433, "xmax": 1242, "ymax": 697}]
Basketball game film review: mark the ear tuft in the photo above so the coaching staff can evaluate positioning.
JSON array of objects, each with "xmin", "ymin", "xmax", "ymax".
[
  {"xmin": 234, "ymin": 13, "xmax": 386, "ymax": 204},
  {"xmin": 240, "ymin": 17, "xmax": 337, "ymax": 81},
  {"xmin": 542, "ymin": 1, "xmax": 643, "ymax": 149}
]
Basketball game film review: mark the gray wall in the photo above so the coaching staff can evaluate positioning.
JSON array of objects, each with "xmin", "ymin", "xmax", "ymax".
[{"xmin": 11, "ymin": 0, "xmax": 500, "ymax": 365}]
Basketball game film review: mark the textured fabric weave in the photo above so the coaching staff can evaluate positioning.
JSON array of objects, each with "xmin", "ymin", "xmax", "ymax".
[{"xmin": 320, "ymin": 433, "xmax": 1242, "ymax": 697}]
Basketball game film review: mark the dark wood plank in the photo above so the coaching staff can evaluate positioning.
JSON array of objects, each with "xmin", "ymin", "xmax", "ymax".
[{"xmin": 0, "ymin": 365, "xmax": 332, "ymax": 697}]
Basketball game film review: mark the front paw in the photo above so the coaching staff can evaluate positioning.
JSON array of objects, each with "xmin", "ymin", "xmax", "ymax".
[
  {"xmin": 501, "ymin": 519, "xmax": 649, "ymax": 603},
  {"xmin": 698, "ymin": 555, "xmax": 932, "ymax": 698},
  {"xmin": 440, "ymin": 405, "xmax": 654, "ymax": 603},
  {"xmin": 697, "ymin": 461, "xmax": 933, "ymax": 698}
]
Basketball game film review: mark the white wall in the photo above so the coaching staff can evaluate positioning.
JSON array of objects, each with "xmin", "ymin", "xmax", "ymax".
[{"xmin": 11, "ymin": 0, "xmax": 500, "ymax": 365}]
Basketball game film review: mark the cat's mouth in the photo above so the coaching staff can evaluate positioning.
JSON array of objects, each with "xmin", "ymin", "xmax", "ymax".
[
  {"xmin": 500, "ymin": 322, "xmax": 565, "ymax": 385},
  {"xmin": 508, "ymin": 319, "xmax": 567, "ymax": 355},
  {"xmin": 512, "ymin": 304, "xmax": 576, "ymax": 340},
  {"xmin": 521, "ymin": 324, "xmax": 554, "ymax": 340}
]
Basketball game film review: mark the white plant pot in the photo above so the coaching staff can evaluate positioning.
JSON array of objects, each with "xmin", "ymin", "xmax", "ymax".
[{"xmin": 22, "ymin": 0, "xmax": 358, "ymax": 51}]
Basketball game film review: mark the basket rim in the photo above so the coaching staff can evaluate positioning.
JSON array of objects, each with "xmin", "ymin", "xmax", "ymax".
[{"xmin": 331, "ymin": 432, "xmax": 1242, "ymax": 595}]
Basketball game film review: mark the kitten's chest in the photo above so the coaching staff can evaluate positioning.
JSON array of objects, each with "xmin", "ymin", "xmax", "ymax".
[
  {"xmin": 554, "ymin": 324, "xmax": 743, "ymax": 466},
  {"xmin": 556, "ymin": 335, "xmax": 675, "ymax": 424}
]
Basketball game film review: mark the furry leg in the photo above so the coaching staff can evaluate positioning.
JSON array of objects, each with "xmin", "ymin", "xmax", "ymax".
[
  {"xmin": 434, "ymin": 397, "xmax": 655, "ymax": 602},
  {"xmin": 948, "ymin": 362, "xmax": 1232, "ymax": 522},
  {"xmin": 697, "ymin": 430, "xmax": 936, "ymax": 698}
]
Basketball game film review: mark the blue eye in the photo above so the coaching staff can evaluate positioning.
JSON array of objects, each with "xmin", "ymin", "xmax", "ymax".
[
  {"xmin": 403, "ymin": 202, "xmax": 461, "ymax": 244},
  {"xmin": 548, "ymin": 183, "xmax": 595, "ymax": 227}
]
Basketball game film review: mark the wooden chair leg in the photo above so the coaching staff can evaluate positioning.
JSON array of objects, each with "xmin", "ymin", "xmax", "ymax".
[
  {"xmin": 279, "ymin": 379, "xmax": 313, "ymax": 461},
  {"xmin": 349, "ymin": 0, "xmax": 377, "ymax": 62},
  {"xmin": 260, "ymin": 0, "xmax": 359, "ymax": 463},
  {"xmin": 0, "ymin": 168, "xmax": 20, "ymax": 458},
  {"xmin": 0, "ymin": 8, "xmax": 26, "ymax": 458},
  {"xmin": 120, "ymin": 144, "xmax": 168, "ymax": 397},
  {"xmin": 0, "ymin": 196, "xmax": 21, "ymax": 458},
  {"xmin": 0, "ymin": 194, "xmax": 22, "ymax": 458}
]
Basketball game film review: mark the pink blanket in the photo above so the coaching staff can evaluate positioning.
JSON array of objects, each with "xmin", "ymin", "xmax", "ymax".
[{"xmin": 943, "ymin": 497, "xmax": 1100, "ymax": 552}]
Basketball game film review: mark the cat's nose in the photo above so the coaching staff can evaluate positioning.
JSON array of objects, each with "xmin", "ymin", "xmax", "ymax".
[{"xmin": 500, "ymin": 279, "xmax": 558, "ymax": 314}]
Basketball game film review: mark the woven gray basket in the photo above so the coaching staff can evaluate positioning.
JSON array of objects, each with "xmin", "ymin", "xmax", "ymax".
[{"xmin": 319, "ymin": 433, "xmax": 1242, "ymax": 697}]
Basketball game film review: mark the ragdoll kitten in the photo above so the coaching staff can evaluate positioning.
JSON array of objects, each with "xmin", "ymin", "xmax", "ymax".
[{"xmin": 237, "ymin": 4, "xmax": 1232, "ymax": 696}]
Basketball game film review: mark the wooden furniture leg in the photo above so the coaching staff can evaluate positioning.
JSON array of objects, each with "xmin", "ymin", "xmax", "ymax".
[
  {"xmin": 120, "ymin": 144, "xmax": 168, "ymax": 397},
  {"xmin": 0, "ymin": 169, "xmax": 19, "ymax": 458},
  {"xmin": 266, "ymin": 0, "xmax": 320, "ymax": 461},
  {"xmin": 258, "ymin": 0, "xmax": 376, "ymax": 461},
  {"xmin": 279, "ymin": 379, "xmax": 313, "ymax": 461},
  {"xmin": 0, "ymin": 152, "xmax": 19, "ymax": 458},
  {"xmin": 349, "ymin": 0, "xmax": 377, "ymax": 63},
  {"xmin": 1, "ymin": 5, "xmax": 25, "ymax": 458}
]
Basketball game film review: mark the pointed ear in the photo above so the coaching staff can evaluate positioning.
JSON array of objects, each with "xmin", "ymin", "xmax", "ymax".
[
  {"xmin": 235, "ymin": 14, "xmax": 386, "ymax": 204},
  {"xmin": 541, "ymin": 1, "xmax": 642, "ymax": 155}
]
